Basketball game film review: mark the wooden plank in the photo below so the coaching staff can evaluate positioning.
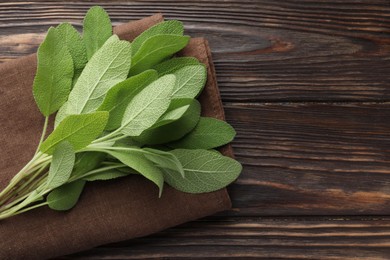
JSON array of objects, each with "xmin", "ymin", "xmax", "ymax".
[
  {"xmin": 223, "ymin": 103, "xmax": 390, "ymax": 215},
  {"xmin": 0, "ymin": 1, "xmax": 389, "ymax": 101},
  {"xmin": 58, "ymin": 217, "xmax": 390, "ymax": 259},
  {"xmin": 1, "ymin": 1, "xmax": 390, "ymax": 258}
]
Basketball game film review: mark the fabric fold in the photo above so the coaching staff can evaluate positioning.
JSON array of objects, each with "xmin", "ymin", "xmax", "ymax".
[{"xmin": 0, "ymin": 14, "xmax": 232, "ymax": 259}]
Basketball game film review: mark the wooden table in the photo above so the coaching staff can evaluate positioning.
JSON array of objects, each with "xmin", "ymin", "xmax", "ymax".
[{"xmin": 1, "ymin": 1, "xmax": 390, "ymax": 259}]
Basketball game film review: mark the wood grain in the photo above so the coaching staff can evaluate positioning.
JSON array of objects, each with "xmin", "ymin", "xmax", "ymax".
[
  {"xmin": 0, "ymin": 1, "xmax": 389, "ymax": 101},
  {"xmin": 1, "ymin": 1, "xmax": 389, "ymax": 259},
  {"xmin": 59, "ymin": 217, "xmax": 390, "ymax": 259},
  {"xmin": 224, "ymin": 103, "xmax": 390, "ymax": 215}
]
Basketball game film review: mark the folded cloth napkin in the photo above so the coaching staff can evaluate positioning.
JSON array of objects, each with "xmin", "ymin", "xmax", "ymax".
[{"xmin": 0, "ymin": 14, "xmax": 232, "ymax": 259}]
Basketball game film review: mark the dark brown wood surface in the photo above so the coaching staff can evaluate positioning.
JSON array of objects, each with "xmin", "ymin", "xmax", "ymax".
[{"xmin": 1, "ymin": 1, "xmax": 389, "ymax": 259}]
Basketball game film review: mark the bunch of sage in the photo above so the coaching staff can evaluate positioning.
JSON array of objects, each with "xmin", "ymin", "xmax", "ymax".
[{"xmin": 0, "ymin": 6, "xmax": 242, "ymax": 220}]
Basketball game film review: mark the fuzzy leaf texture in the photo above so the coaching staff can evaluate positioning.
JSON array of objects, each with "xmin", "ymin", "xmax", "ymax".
[
  {"xmin": 46, "ymin": 142, "xmax": 75, "ymax": 189},
  {"xmin": 56, "ymin": 23, "xmax": 88, "ymax": 83},
  {"xmin": 153, "ymin": 57, "xmax": 200, "ymax": 76},
  {"xmin": 71, "ymin": 152, "xmax": 106, "ymax": 178},
  {"xmin": 83, "ymin": 169, "xmax": 130, "ymax": 181},
  {"xmin": 33, "ymin": 27, "xmax": 74, "ymax": 116},
  {"xmin": 59, "ymin": 35, "xmax": 132, "ymax": 122},
  {"xmin": 120, "ymin": 74, "xmax": 175, "ymax": 136},
  {"xmin": 134, "ymin": 98, "xmax": 201, "ymax": 145},
  {"xmin": 105, "ymin": 149, "xmax": 164, "ymax": 197},
  {"xmin": 163, "ymin": 149, "xmax": 242, "ymax": 193},
  {"xmin": 154, "ymin": 104, "xmax": 191, "ymax": 127},
  {"xmin": 131, "ymin": 20, "xmax": 184, "ymax": 55},
  {"xmin": 142, "ymin": 148, "xmax": 184, "ymax": 177},
  {"xmin": 98, "ymin": 70, "xmax": 158, "ymax": 130},
  {"xmin": 172, "ymin": 64, "xmax": 207, "ymax": 99},
  {"xmin": 170, "ymin": 117, "xmax": 236, "ymax": 149},
  {"xmin": 40, "ymin": 111, "xmax": 109, "ymax": 154},
  {"xmin": 129, "ymin": 34, "xmax": 190, "ymax": 75},
  {"xmin": 47, "ymin": 180, "xmax": 86, "ymax": 211},
  {"xmin": 83, "ymin": 6, "xmax": 112, "ymax": 59}
]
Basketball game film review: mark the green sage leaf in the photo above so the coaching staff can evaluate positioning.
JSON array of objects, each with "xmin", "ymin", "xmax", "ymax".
[
  {"xmin": 47, "ymin": 180, "xmax": 86, "ymax": 211},
  {"xmin": 56, "ymin": 22, "xmax": 87, "ymax": 84},
  {"xmin": 163, "ymin": 149, "xmax": 242, "ymax": 193},
  {"xmin": 64, "ymin": 35, "xmax": 132, "ymax": 117},
  {"xmin": 142, "ymin": 148, "xmax": 184, "ymax": 177},
  {"xmin": 98, "ymin": 70, "xmax": 158, "ymax": 130},
  {"xmin": 170, "ymin": 117, "xmax": 236, "ymax": 149},
  {"xmin": 71, "ymin": 152, "xmax": 106, "ymax": 177},
  {"xmin": 83, "ymin": 169, "xmax": 129, "ymax": 181},
  {"xmin": 172, "ymin": 64, "xmax": 207, "ymax": 99},
  {"xmin": 83, "ymin": 6, "xmax": 112, "ymax": 59},
  {"xmin": 153, "ymin": 104, "xmax": 190, "ymax": 128},
  {"xmin": 129, "ymin": 35, "xmax": 190, "ymax": 75},
  {"xmin": 134, "ymin": 98, "xmax": 201, "ymax": 145},
  {"xmin": 105, "ymin": 149, "xmax": 164, "ymax": 197},
  {"xmin": 40, "ymin": 111, "xmax": 109, "ymax": 154},
  {"xmin": 15, "ymin": 191, "xmax": 43, "ymax": 212},
  {"xmin": 132, "ymin": 20, "xmax": 184, "ymax": 55},
  {"xmin": 46, "ymin": 142, "xmax": 75, "ymax": 189},
  {"xmin": 33, "ymin": 27, "xmax": 74, "ymax": 116},
  {"xmin": 54, "ymin": 102, "xmax": 69, "ymax": 128},
  {"xmin": 153, "ymin": 57, "xmax": 199, "ymax": 76},
  {"xmin": 120, "ymin": 74, "xmax": 175, "ymax": 137}
]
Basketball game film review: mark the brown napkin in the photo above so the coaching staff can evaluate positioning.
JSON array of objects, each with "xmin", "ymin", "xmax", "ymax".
[{"xmin": 0, "ymin": 14, "xmax": 232, "ymax": 259}]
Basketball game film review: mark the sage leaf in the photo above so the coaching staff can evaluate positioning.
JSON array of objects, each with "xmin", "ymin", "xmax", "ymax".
[
  {"xmin": 134, "ymin": 98, "xmax": 201, "ymax": 145},
  {"xmin": 14, "ymin": 191, "xmax": 43, "ymax": 213},
  {"xmin": 56, "ymin": 23, "xmax": 87, "ymax": 83},
  {"xmin": 71, "ymin": 152, "xmax": 106, "ymax": 177},
  {"xmin": 40, "ymin": 111, "xmax": 109, "ymax": 154},
  {"xmin": 33, "ymin": 27, "xmax": 74, "ymax": 116},
  {"xmin": 83, "ymin": 6, "xmax": 112, "ymax": 59},
  {"xmin": 54, "ymin": 102, "xmax": 69, "ymax": 128},
  {"xmin": 153, "ymin": 104, "xmax": 190, "ymax": 128},
  {"xmin": 46, "ymin": 142, "xmax": 75, "ymax": 189},
  {"xmin": 47, "ymin": 180, "xmax": 86, "ymax": 211},
  {"xmin": 114, "ymin": 137, "xmax": 142, "ymax": 148},
  {"xmin": 142, "ymin": 148, "xmax": 184, "ymax": 177},
  {"xmin": 163, "ymin": 149, "xmax": 242, "ymax": 193},
  {"xmin": 98, "ymin": 70, "xmax": 158, "ymax": 130},
  {"xmin": 170, "ymin": 117, "xmax": 236, "ymax": 149},
  {"xmin": 172, "ymin": 64, "xmax": 207, "ymax": 99},
  {"xmin": 116, "ymin": 166, "xmax": 139, "ymax": 175},
  {"xmin": 132, "ymin": 20, "xmax": 184, "ymax": 55},
  {"xmin": 153, "ymin": 57, "xmax": 199, "ymax": 76},
  {"xmin": 64, "ymin": 35, "xmax": 132, "ymax": 117},
  {"xmin": 105, "ymin": 149, "xmax": 164, "ymax": 197},
  {"xmin": 129, "ymin": 35, "xmax": 190, "ymax": 75},
  {"xmin": 83, "ymin": 169, "xmax": 129, "ymax": 181},
  {"xmin": 120, "ymin": 74, "xmax": 175, "ymax": 137}
]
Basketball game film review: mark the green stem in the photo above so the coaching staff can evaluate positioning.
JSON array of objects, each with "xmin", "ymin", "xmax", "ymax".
[
  {"xmin": 93, "ymin": 129, "xmax": 122, "ymax": 144},
  {"xmin": 1, "ymin": 116, "xmax": 50, "ymax": 203},
  {"xmin": 0, "ymin": 170, "xmax": 46, "ymax": 212},
  {"xmin": 34, "ymin": 116, "xmax": 49, "ymax": 155},
  {"xmin": 0, "ymin": 156, "xmax": 37, "ymax": 201},
  {"xmin": 18, "ymin": 155, "xmax": 50, "ymax": 182},
  {"xmin": 107, "ymin": 134, "xmax": 128, "ymax": 143},
  {"xmin": 12, "ymin": 164, "xmax": 49, "ymax": 200},
  {"xmin": 12, "ymin": 201, "xmax": 48, "ymax": 216},
  {"xmin": 68, "ymin": 164, "xmax": 126, "ymax": 182},
  {"xmin": 83, "ymin": 145, "xmax": 140, "ymax": 154},
  {"xmin": 0, "ymin": 153, "xmax": 48, "ymax": 204},
  {"xmin": 0, "ymin": 190, "xmax": 43, "ymax": 219},
  {"xmin": 11, "ymin": 152, "xmax": 44, "ymax": 184},
  {"xmin": 0, "ymin": 192, "xmax": 30, "ymax": 213},
  {"xmin": 93, "ymin": 146, "xmax": 159, "ymax": 157}
]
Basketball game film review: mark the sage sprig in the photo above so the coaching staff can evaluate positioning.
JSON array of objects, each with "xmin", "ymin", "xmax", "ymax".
[{"xmin": 0, "ymin": 6, "xmax": 242, "ymax": 220}]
